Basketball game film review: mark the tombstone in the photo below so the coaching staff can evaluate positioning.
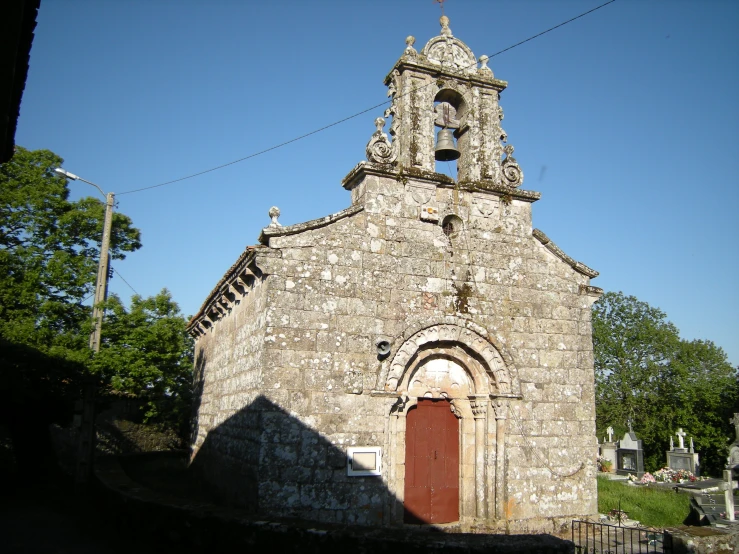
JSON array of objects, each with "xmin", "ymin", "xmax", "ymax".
[
  {"xmin": 599, "ymin": 425, "xmax": 618, "ymax": 471},
  {"xmin": 666, "ymin": 427, "xmax": 700, "ymax": 476},
  {"xmin": 616, "ymin": 426, "xmax": 644, "ymax": 477}
]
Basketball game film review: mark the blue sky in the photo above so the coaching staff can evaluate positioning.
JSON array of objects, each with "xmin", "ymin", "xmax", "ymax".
[{"xmin": 16, "ymin": 0, "xmax": 738, "ymax": 364}]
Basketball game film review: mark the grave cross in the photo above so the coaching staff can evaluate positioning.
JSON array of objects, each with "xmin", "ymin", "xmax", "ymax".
[
  {"xmin": 606, "ymin": 426, "xmax": 614, "ymax": 442},
  {"xmin": 676, "ymin": 428, "xmax": 686, "ymax": 449}
]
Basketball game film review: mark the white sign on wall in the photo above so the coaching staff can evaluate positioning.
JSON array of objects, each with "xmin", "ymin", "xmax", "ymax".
[{"xmin": 347, "ymin": 446, "xmax": 382, "ymax": 476}]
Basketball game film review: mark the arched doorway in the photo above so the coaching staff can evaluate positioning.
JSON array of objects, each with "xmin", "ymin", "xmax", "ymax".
[{"xmin": 382, "ymin": 322, "xmax": 518, "ymax": 526}]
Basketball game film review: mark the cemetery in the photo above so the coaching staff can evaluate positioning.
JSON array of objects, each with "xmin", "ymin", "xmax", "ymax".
[{"xmin": 596, "ymin": 413, "xmax": 739, "ymax": 531}]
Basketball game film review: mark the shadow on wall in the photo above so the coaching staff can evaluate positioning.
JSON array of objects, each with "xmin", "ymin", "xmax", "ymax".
[{"xmin": 189, "ymin": 393, "xmax": 395, "ymax": 526}]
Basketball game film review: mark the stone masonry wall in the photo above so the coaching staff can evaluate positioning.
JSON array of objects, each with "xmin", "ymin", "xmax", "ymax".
[
  {"xmin": 189, "ymin": 158, "xmax": 599, "ymax": 531},
  {"xmin": 189, "ymin": 273, "xmax": 269, "ymax": 508},
  {"xmin": 203, "ymin": 167, "xmax": 600, "ymax": 529}
]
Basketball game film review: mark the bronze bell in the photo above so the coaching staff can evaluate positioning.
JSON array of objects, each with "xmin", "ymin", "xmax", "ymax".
[{"xmin": 434, "ymin": 128, "xmax": 461, "ymax": 162}]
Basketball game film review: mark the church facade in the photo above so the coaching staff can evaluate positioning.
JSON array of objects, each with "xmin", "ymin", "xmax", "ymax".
[{"xmin": 187, "ymin": 17, "xmax": 602, "ymax": 533}]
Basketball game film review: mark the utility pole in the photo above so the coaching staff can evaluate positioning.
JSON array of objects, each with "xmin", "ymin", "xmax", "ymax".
[
  {"xmin": 54, "ymin": 167, "xmax": 115, "ymax": 485},
  {"xmin": 90, "ymin": 191, "xmax": 115, "ymax": 351}
]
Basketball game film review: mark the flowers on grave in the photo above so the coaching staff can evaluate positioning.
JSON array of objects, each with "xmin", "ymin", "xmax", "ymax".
[
  {"xmin": 653, "ymin": 467, "xmax": 696, "ymax": 483},
  {"xmin": 719, "ymin": 510, "xmax": 739, "ymax": 519},
  {"xmin": 627, "ymin": 472, "xmax": 654, "ymax": 485},
  {"xmin": 640, "ymin": 472, "xmax": 656, "ymax": 484},
  {"xmin": 597, "ymin": 455, "xmax": 613, "ymax": 472}
]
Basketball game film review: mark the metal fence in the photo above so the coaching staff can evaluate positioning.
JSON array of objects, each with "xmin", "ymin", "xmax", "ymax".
[{"xmin": 571, "ymin": 520, "xmax": 672, "ymax": 554}]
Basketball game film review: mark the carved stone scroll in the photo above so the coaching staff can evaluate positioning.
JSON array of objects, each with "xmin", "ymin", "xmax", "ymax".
[
  {"xmin": 501, "ymin": 144, "xmax": 524, "ymax": 188},
  {"xmin": 366, "ymin": 117, "xmax": 398, "ymax": 165}
]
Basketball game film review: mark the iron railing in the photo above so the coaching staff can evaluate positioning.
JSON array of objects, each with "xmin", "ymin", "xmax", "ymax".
[{"xmin": 571, "ymin": 520, "xmax": 672, "ymax": 554}]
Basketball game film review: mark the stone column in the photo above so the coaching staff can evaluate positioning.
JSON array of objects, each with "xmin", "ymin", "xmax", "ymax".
[
  {"xmin": 470, "ymin": 395, "xmax": 488, "ymax": 520},
  {"xmin": 492, "ymin": 397, "xmax": 508, "ymax": 520}
]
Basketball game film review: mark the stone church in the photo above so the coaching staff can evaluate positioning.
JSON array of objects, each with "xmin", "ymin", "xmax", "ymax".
[{"xmin": 187, "ymin": 16, "xmax": 602, "ymax": 533}]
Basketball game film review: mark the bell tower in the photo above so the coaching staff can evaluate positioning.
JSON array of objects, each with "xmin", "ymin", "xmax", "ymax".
[{"xmin": 363, "ymin": 16, "xmax": 523, "ymax": 188}]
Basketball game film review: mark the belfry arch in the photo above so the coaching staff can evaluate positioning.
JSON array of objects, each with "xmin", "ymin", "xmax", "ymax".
[{"xmin": 382, "ymin": 323, "xmax": 520, "ymax": 525}]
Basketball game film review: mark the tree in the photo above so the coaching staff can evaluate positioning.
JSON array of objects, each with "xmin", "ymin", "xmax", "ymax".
[
  {"xmin": 0, "ymin": 146, "xmax": 142, "ymax": 477},
  {"xmin": 0, "ymin": 146, "xmax": 141, "ymax": 356},
  {"xmin": 92, "ymin": 290, "xmax": 194, "ymax": 440},
  {"xmin": 593, "ymin": 291, "xmax": 738, "ymax": 475}
]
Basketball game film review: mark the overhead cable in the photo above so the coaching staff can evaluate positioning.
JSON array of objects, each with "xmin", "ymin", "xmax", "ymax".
[{"xmin": 117, "ymin": 0, "xmax": 616, "ymax": 196}]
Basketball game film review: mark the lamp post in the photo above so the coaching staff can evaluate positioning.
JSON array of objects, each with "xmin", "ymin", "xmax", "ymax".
[
  {"xmin": 54, "ymin": 167, "xmax": 114, "ymax": 485},
  {"xmin": 54, "ymin": 168, "xmax": 114, "ymax": 352}
]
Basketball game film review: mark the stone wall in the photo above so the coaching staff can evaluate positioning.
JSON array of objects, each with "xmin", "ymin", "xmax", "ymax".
[
  {"xmin": 189, "ymin": 270, "xmax": 269, "ymax": 508},
  {"xmin": 189, "ymin": 161, "xmax": 600, "ymax": 531}
]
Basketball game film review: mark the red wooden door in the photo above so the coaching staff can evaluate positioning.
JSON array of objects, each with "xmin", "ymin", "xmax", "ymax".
[{"xmin": 404, "ymin": 399, "xmax": 459, "ymax": 524}]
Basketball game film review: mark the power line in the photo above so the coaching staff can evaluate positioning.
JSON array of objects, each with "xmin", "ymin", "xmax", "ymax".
[
  {"xmin": 112, "ymin": 267, "xmax": 139, "ymax": 296},
  {"xmin": 117, "ymin": 0, "xmax": 616, "ymax": 196},
  {"xmin": 487, "ymin": 0, "xmax": 616, "ymax": 59}
]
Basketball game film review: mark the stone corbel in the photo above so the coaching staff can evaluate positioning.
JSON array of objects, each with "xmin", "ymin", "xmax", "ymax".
[
  {"xmin": 231, "ymin": 280, "xmax": 246, "ymax": 295},
  {"xmin": 228, "ymin": 284, "xmax": 243, "ymax": 299}
]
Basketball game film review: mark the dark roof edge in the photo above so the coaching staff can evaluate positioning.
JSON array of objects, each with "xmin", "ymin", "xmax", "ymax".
[
  {"xmin": 259, "ymin": 204, "xmax": 364, "ymax": 245},
  {"xmin": 532, "ymin": 228, "xmax": 599, "ymax": 279},
  {"xmin": 187, "ymin": 246, "xmax": 263, "ymax": 331}
]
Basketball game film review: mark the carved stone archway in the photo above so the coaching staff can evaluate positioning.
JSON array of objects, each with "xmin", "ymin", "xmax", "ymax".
[{"xmin": 383, "ymin": 323, "xmax": 516, "ymax": 526}]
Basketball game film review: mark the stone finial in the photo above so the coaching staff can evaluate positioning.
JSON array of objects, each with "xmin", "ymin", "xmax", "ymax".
[
  {"xmin": 268, "ymin": 206, "xmax": 282, "ymax": 227},
  {"xmin": 440, "ymin": 15, "xmax": 452, "ymax": 36},
  {"xmin": 690, "ymin": 437, "xmax": 694, "ymax": 453},
  {"xmin": 670, "ymin": 436, "xmax": 674, "ymax": 450},
  {"xmin": 404, "ymin": 35, "xmax": 417, "ymax": 55},
  {"xmin": 478, "ymin": 54, "xmax": 493, "ymax": 75}
]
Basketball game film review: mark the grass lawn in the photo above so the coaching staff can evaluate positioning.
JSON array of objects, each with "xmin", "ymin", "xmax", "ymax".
[{"xmin": 597, "ymin": 475, "xmax": 692, "ymax": 528}]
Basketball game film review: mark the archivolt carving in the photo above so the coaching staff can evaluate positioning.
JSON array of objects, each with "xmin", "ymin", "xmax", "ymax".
[{"xmin": 382, "ymin": 322, "xmax": 519, "ymax": 396}]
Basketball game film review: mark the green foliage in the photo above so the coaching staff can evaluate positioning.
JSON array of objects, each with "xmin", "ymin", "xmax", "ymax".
[
  {"xmin": 0, "ymin": 146, "xmax": 141, "ymax": 357},
  {"xmin": 593, "ymin": 292, "xmax": 739, "ymax": 475},
  {"xmin": 0, "ymin": 147, "xmax": 142, "ymax": 429},
  {"xmin": 93, "ymin": 290, "xmax": 194, "ymax": 435},
  {"xmin": 597, "ymin": 476, "xmax": 691, "ymax": 527}
]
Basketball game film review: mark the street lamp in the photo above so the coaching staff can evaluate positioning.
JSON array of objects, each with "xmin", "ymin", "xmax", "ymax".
[
  {"xmin": 54, "ymin": 167, "xmax": 115, "ymax": 486},
  {"xmin": 54, "ymin": 168, "xmax": 114, "ymax": 353}
]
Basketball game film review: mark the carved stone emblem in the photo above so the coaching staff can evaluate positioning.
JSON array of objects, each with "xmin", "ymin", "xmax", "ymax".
[
  {"xmin": 472, "ymin": 194, "xmax": 497, "ymax": 217},
  {"xmin": 408, "ymin": 183, "xmax": 434, "ymax": 205}
]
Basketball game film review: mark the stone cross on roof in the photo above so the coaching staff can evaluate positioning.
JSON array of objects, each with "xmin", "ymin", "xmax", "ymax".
[
  {"xmin": 606, "ymin": 426, "xmax": 614, "ymax": 442},
  {"xmin": 676, "ymin": 428, "xmax": 686, "ymax": 449}
]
